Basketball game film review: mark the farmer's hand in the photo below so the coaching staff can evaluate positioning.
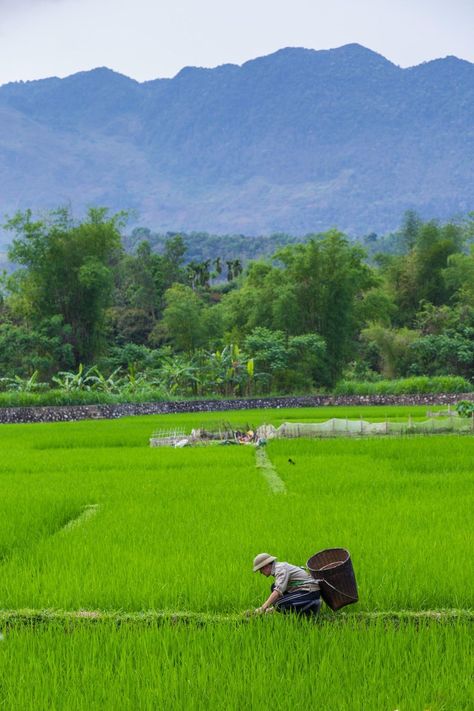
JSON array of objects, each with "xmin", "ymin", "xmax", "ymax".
[{"xmin": 254, "ymin": 607, "xmax": 265, "ymax": 615}]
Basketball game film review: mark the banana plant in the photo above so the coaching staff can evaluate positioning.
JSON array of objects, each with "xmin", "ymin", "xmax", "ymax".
[
  {"xmin": 116, "ymin": 365, "xmax": 157, "ymax": 394},
  {"xmin": 159, "ymin": 356, "xmax": 200, "ymax": 395},
  {"xmin": 0, "ymin": 370, "xmax": 47, "ymax": 392},
  {"xmin": 52, "ymin": 364, "xmax": 98, "ymax": 391},
  {"xmin": 85, "ymin": 366, "xmax": 123, "ymax": 394}
]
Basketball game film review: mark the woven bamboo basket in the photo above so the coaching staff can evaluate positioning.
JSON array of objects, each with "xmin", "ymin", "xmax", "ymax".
[{"xmin": 306, "ymin": 548, "xmax": 358, "ymax": 611}]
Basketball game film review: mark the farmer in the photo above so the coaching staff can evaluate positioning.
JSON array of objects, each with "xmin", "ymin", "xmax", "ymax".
[{"xmin": 253, "ymin": 553, "xmax": 321, "ymax": 616}]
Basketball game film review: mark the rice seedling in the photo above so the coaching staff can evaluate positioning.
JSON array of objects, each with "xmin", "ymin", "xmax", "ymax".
[
  {"xmin": 0, "ymin": 619, "xmax": 471, "ymax": 710},
  {"xmin": 0, "ymin": 413, "xmax": 472, "ymax": 611},
  {"xmin": 0, "ymin": 407, "xmax": 471, "ymax": 709}
]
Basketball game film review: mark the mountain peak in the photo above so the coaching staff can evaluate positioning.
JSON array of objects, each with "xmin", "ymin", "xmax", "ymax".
[
  {"xmin": 240, "ymin": 44, "xmax": 399, "ymax": 79},
  {"xmin": 0, "ymin": 45, "xmax": 472, "ymax": 235},
  {"xmin": 63, "ymin": 66, "xmax": 139, "ymax": 86},
  {"xmin": 332, "ymin": 43, "xmax": 396, "ymax": 63}
]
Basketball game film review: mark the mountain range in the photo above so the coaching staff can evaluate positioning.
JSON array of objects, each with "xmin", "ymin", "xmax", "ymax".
[{"xmin": 1, "ymin": 43, "xmax": 473, "ymax": 236}]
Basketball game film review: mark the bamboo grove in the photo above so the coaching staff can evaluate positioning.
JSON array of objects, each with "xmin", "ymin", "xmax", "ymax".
[{"xmin": 1, "ymin": 207, "xmax": 473, "ymax": 396}]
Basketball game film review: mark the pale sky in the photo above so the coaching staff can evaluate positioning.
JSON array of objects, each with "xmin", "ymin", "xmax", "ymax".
[{"xmin": 0, "ymin": 0, "xmax": 473, "ymax": 86}]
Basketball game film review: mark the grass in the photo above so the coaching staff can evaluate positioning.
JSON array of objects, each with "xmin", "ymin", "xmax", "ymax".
[
  {"xmin": 0, "ymin": 406, "xmax": 472, "ymax": 709},
  {"xmin": 0, "ymin": 620, "xmax": 472, "ymax": 710},
  {"xmin": 334, "ymin": 375, "xmax": 472, "ymax": 395},
  {"xmin": 1, "ymin": 607, "xmax": 471, "ymax": 627},
  {"xmin": 0, "ymin": 373, "xmax": 470, "ymax": 408},
  {"xmin": 1, "ymin": 432, "xmax": 472, "ymax": 610},
  {"xmin": 0, "ymin": 388, "xmax": 170, "ymax": 408},
  {"xmin": 0, "ymin": 388, "xmax": 339, "ymax": 409}
]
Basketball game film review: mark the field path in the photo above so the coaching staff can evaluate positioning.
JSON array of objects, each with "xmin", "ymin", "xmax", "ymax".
[
  {"xmin": 0, "ymin": 608, "xmax": 471, "ymax": 628},
  {"xmin": 255, "ymin": 448, "xmax": 286, "ymax": 493},
  {"xmin": 59, "ymin": 505, "xmax": 99, "ymax": 533},
  {"xmin": 0, "ymin": 504, "xmax": 100, "ymax": 567}
]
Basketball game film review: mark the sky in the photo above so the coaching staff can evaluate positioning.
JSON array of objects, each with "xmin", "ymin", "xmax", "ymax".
[{"xmin": 0, "ymin": 0, "xmax": 473, "ymax": 86}]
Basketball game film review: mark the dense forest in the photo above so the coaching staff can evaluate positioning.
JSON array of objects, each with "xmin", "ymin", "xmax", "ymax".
[
  {"xmin": 123, "ymin": 225, "xmax": 401, "ymax": 265},
  {"xmin": 0, "ymin": 207, "xmax": 473, "ymax": 397}
]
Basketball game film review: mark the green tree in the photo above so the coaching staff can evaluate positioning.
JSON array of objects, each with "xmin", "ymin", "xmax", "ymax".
[
  {"xmin": 110, "ymin": 241, "xmax": 162, "ymax": 345},
  {"xmin": 243, "ymin": 327, "xmax": 326, "ymax": 392},
  {"xmin": 409, "ymin": 303, "xmax": 474, "ymax": 379},
  {"xmin": 443, "ymin": 247, "xmax": 474, "ymax": 307},
  {"xmin": 6, "ymin": 207, "xmax": 124, "ymax": 363},
  {"xmin": 409, "ymin": 331, "xmax": 474, "ymax": 379},
  {"xmin": 0, "ymin": 316, "xmax": 74, "ymax": 379},
  {"xmin": 361, "ymin": 325, "xmax": 419, "ymax": 378},
  {"xmin": 162, "ymin": 235, "xmax": 186, "ymax": 287},
  {"xmin": 357, "ymin": 287, "xmax": 396, "ymax": 328},
  {"xmin": 221, "ymin": 232, "xmax": 374, "ymax": 386},
  {"xmin": 415, "ymin": 221, "xmax": 463, "ymax": 306},
  {"xmin": 272, "ymin": 231, "xmax": 375, "ymax": 385},
  {"xmin": 379, "ymin": 219, "xmax": 465, "ymax": 326},
  {"xmin": 398, "ymin": 210, "xmax": 422, "ymax": 252},
  {"xmin": 158, "ymin": 284, "xmax": 207, "ymax": 352}
]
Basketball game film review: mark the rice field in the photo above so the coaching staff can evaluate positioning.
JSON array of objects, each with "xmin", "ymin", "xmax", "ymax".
[{"xmin": 0, "ymin": 406, "xmax": 472, "ymax": 709}]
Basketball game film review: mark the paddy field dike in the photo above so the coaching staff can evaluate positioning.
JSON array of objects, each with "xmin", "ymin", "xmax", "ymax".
[{"xmin": 0, "ymin": 405, "xmax": 472, "ymax": 710}]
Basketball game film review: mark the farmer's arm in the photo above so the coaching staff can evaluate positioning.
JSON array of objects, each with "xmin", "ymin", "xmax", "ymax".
[
  {"xmin": 255, "ymin": 564, "xmax": 288, "ymax": 613},
  {"xmin": 256, "ymin": 588, "xmax": 282, "ymax": 613}
]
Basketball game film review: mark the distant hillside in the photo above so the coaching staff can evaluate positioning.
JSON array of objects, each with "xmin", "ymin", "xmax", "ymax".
[{"xmin": 1, "ymin": 44, "xmax": 473, "ymax": 235}]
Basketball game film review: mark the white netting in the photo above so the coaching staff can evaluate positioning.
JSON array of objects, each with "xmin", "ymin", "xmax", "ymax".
[
  {"xmin": 150, "ymin": 417, "xmax": 473, "ymax": 447},
  {"xmin": 256, "ymin": 417, "xmax": 472, "ymax": 440}
]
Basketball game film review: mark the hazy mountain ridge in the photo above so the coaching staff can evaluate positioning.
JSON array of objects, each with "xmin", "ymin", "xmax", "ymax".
[{"xmin": 1, "ymin": 44, "xmax": 473, "ymax": 235}]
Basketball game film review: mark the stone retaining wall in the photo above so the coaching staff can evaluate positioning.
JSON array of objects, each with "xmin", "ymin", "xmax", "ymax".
[{"xmin": 0, "ymin": 393, "xmax": 472, "ymax": 425}]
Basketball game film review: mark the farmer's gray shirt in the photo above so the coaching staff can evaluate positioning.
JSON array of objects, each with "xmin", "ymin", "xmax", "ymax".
[{"xmin": 271, "ymin": 561, "xmax": 320, "ymax": 594}]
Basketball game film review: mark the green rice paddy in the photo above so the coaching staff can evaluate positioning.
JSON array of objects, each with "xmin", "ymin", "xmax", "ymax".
[{"xmin": 0, "ymin": 406, "xmax": 472, "ymax": 709}]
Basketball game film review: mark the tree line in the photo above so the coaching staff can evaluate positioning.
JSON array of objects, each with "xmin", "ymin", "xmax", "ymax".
[{"xmin": 0, "ymin": 207, "xmax": 473, "ymax": 396}]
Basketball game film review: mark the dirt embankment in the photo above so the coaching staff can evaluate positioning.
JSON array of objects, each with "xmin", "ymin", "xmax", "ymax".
[{"xmin": 0, "ymin": 393, "xmax": 472, "ymax": 425}]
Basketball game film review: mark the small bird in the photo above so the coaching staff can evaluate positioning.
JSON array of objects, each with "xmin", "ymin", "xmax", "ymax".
[{"xmin": 288, "ymin": 458, "xmax": 296, "ymax": 465}]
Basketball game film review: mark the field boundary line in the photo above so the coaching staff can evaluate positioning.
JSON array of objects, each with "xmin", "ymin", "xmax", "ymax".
[
  {"xmin": 1, "ymin": 393, "xmax": 473, "ymax": 425},
  {"xmin": 1, "ymin": 608, "xmax": 471, "ymax": 628},
  {"xmin": 60, "ymin": 504, "xmax": 99, "ymax": 533},
  {"xmin": 255, "ymin": 448, "xmax": 286, "ymax": 493},
  {"xmin": 0, "ymin": 505, "xmax": 100, "ymax": 567}
]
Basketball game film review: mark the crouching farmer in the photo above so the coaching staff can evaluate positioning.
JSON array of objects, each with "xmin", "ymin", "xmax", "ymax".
[{"xmin": 253, "ymin": 553, "xmax": 321, "ymax": 616}]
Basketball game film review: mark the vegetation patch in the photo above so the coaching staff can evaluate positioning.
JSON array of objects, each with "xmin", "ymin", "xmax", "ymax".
[
  {"xmin": 1, "ymin": 209, "xmax": 474, "ymax": 404},
  {"xmin": 0, "ymin": 409, "xmax": 472, "ymax": 709},
  {"xmin": 1, "ymin": 607, "xmax": 471, "ymax": 629},
  {"xmin": 0, "ymin": 619, "xmax": 472, "ymax": 710},
  {"xmin": 255, "ymin": 448, "xmax": 287, "ymax": 494},
  {"xmin": 59, "ymin": 505, "xmax": 99, "ymax": 533}
]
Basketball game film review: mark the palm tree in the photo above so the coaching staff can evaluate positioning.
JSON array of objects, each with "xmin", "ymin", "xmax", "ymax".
[
  {"xmin": 233, "ymin": 259, "xmax": 243, "ymax": 278},
  {"xmin": 226, "ymin": 260, "xmax": 234, "ymax": 282},
  {"xmin": 200, "ymin": 260, "xmax": 211, "ymax": 288}
]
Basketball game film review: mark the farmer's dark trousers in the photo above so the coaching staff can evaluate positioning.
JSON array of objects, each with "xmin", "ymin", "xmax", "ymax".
[{"xmin": 271, "ymin": 584, "xmax": 321, "ymax": 616}]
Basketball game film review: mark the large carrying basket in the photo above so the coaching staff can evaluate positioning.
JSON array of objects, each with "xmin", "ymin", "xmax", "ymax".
[{"xmin": 306, "ymin": 548, "xmax": 358, "ymax": 611}]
